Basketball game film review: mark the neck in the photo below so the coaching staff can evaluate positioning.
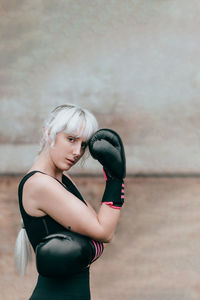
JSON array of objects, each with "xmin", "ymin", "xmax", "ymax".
[{"xmin": 29, "ymin": 146, "xmax": 63, "ymax": 181}]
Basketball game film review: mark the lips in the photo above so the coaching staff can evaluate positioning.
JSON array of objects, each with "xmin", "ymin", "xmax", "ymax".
[{"xmin": 66, "ymin": 158, "xmax": 75, "ymax": 165}]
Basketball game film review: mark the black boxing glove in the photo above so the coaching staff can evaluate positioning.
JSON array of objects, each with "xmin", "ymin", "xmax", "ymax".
[
  {"xmin": 89, "ymin": 129, "xmax": 126, "ymax": 209},
  {"xmin": 36, "ymin": 231, "xmax": 104, "ymax": 278}
]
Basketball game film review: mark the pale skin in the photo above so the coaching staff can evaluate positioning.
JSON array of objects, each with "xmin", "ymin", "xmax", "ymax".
[{"xmin": 23, "ymin": 130, "xmax": 121, "ymax": 243}]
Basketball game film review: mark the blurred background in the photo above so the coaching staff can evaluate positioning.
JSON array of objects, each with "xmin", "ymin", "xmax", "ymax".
[{"xmin": 1, "ymin": 0, "xmax": 200, "ymax": 299}]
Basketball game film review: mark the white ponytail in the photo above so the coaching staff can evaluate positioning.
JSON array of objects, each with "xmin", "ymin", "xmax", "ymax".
[{"xmin": 14, "ymin": 220, "xmax": 32, "ymax": 276}]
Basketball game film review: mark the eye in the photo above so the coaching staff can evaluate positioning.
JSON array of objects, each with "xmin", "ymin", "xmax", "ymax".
[{"xmin": 68, "ymin": 137, "xmax": 75, "ymax": 143}]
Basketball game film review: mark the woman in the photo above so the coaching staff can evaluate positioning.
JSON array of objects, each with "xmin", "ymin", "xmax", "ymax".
[{"xmin": 15, "ymin": 104, "xmax": 125, "ymax": 300}]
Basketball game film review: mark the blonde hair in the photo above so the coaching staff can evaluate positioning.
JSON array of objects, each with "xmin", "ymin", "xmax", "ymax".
[
  {"xmin": 14, "ymin": 220, "xmax": 32, "ymax": 276},
  {"xmin": 40, "ymin": 104, "xmax": 98, "ymax": 151}
]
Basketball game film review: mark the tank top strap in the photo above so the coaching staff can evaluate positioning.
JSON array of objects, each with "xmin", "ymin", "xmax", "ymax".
[
  {"xmin": 19, "ymin": 170, "xmax": 40, "ymax": 190},
  {"xmin": 62, "ymin": 174, "xmax": 87, "ymax": 205},
  {"xmin": 18, "ymin": 170, "xmax": 41, "ymax": 213}
]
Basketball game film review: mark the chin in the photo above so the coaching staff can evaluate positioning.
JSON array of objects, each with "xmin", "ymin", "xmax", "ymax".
[
  {"xmin": 56, "ymin": 163, "xmax": 72, "ymax": 172},
  {"xmin": 65, "ymin": 164, "xmax": 73, "ymax": 171}
]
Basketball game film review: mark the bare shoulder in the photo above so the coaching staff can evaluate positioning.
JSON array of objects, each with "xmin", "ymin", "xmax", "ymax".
[
  {"xmin": 23, "ymin": 172, "xmax": 59, "ymax": 194},
  {"xmin": 22, "ymin": 172, "xmax": 65, "ymax": 216}
]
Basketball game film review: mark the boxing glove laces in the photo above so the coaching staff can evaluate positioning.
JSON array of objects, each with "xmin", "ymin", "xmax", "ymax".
[{"xmin": 89, "ymin": 129, "xmax": 126, "ymax": 209}]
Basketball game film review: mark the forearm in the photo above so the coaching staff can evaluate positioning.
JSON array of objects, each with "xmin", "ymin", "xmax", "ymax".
[{"xmin": 96, "ymin": 203, "xmax": 121, "ymax": 242}]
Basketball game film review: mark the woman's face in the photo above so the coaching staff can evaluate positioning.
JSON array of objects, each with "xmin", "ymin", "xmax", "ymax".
[{"xmin": 48, "ymin": 131, "xmax": 87, "ymax": 171}]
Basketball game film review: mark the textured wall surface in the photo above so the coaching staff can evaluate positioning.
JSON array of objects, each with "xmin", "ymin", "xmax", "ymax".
[{"xmin": 0, "ymin": 0, "xmax": 200, "ymax": 174}]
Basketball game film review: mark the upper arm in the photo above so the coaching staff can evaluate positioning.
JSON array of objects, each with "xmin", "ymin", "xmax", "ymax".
[{"xmin": 28, "ymin": 174, "xmax": 106, "ymax": 241}]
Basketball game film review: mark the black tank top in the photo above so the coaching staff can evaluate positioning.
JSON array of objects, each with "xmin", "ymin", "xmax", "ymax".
[
  {"xmin": 18, "ymin": 170, "xmax": 87, "ymax": 250},
  {"xmin": 18, "ymin": 170, "xmax": 91, "ymax": 300}
]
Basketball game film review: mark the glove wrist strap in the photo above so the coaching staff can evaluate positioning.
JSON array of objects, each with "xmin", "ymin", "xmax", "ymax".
[{"xmin": 102, "ymin": 178, "xmax": 124, "ymax": 208}]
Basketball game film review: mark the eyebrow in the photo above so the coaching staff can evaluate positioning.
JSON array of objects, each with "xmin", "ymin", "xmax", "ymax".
[
  {"xmin": 66, "ymin": 133, "xmax": 79, "ymax": 138},
  {"xmin": 67, "ymin": 134, "xmax": 86, "ymax": 141}
]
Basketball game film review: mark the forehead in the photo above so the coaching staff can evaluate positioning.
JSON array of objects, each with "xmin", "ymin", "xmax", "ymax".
[{"xmin": 63, "ymin": 129, "xmax": 86, "ymax": 141}]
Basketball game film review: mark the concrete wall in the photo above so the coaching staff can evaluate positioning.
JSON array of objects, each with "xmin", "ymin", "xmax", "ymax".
[{"xmin": 0, "ymin": 0, "xmax": 200, "ymax": 175}]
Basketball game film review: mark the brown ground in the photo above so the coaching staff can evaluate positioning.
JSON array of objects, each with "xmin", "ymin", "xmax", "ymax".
[{"xmin": 0, "ymin": 175, "xmax": 200, "ymax": 300}]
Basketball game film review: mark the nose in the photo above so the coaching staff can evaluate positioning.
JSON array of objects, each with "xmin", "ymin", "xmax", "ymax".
[{"xmin": 72, "ymin": 142, "xmax": 82, "ymax": 158}]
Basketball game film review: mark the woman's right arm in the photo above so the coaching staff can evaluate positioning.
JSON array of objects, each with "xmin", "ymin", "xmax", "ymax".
[{"xmin": 24, "ymin": 173, "xmax": 121, "ymax": 243}]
